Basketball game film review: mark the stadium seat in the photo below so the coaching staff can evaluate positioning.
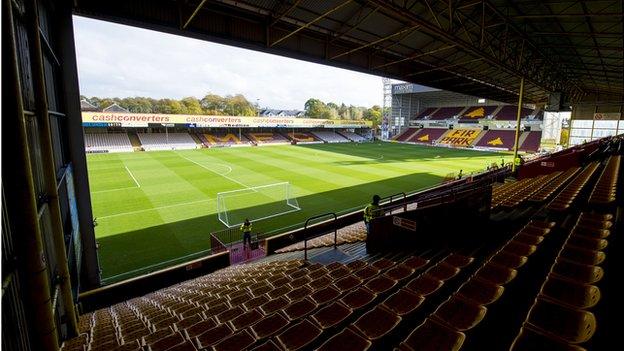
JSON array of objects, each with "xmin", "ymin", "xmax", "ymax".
[
  {"xmin": 146, "ymin": 332, "xmax": 185, "ymax": 351},
  {"xmin": 384, "ymin": 264, "xmax": 417, "ymax": 282},
  {"xmin": 427, "ymin": 262, "xmax": 460, "ymax": 281},
  {"xmin": 333, "ymin": 276, "xmax": 363, "ymax": 292},
  {"xmin": 166, "ymin": 341, "xmax": 197, "ymax": 351},
  {"xmin": 309, "ymin": 285, "xmax": 341, "ymax": 305},
  {"xmin": 260, "ymin": 297, "xmax": 290, "ymax": 315},
  {"xmin": 456, "ymin": 278, "xmax": 505, "ymax": 305},
  {"xmin": 525, "ymin": 299, "xmax": 596, "ymax": 344},
  {"xmin": 350, "ymin": 306, "xmax": 402, "ymax": 342},
  {"xmin": 398, "ymin": 318, "xmax": 465, "ymax": 351},
  {"xmin": 405, "ymin": 274, "xmax": 444, "ymax": 296},
  {"xmin": 364, "ymin": 275, "xmax": 397, "ymax": 295},
  {"xmin": 243, "ymin": 295, "xmax": 270, "ymax": 311},
  {"xmin": 316, "ymin": 327, "xmax": 372, "ymax": 351},
  {"xmin": 558, "ymin": 246, "xmax": 605, "ymax": 266},
  {"xmin": 539, "ymin": 276, "xmax": 601, "ymax": 309},
  {"xmin": 275, "ymin": 319, "xmax": 322, "ymax": 351},
  {"xmin": 249, "ymin": 312, "xmax": 289, "ymax": 340},
  {"xmin": 474, "ymin": 263, "xmax": 517, "ymax": 285},
  {"xmin": 309, "ymin": 301, "xmax": 352, "ymax": 330},
  {"xmin": 432, "ymin": 296, "xmax": 487, "ymax": 331},
  {"xmin": 401, "ymin": 256, "xmax": 429, "ymax": 270},
  {"xmin": 308, "ymin": 276, "xmax": 333, "ymax": 290},
  {"xmin": 442, "ymin": 254, "xmax": 474, "ymax": 268},
  {"xmin": 212, "ymin": 330, "xmax": 256, "ymax": 351},
  {"xmin": 565, "ymin": 236, "xmax": 608, "ymax": 251},
  {"xmin": 513, "ymin": 232, "xmax": 544, "ymax": 246},
  {"xmin": 339, "ymin": 287, "xmax": 377, "ymax": 311},
  {"xmin": 195, "ymin": 324, "xmax": 233, "ymax": 349},
  {"xmin": 286, "ymin": 285, "xmax": 313, "ymax": 302},
  {"xmin": 550, "ymin": 259, "xmax": 604, "ymax": 284},
  {"xmin": 229, "ymin": 308, "xmax": 263, "ymax": 331},
  {"xmin": 510, "ymin": 325, "xmax": 587, "ymax": 351},
  {"xmin": 353, "ymin": 266, "xmax": 380, "ymax": 280},
  {"xmin": 215, "ymin": 306, "xmax": 245, "ymax": 324},
  {"xmin": 502, "ymin": 241, "xmax": 537, "ymax": 257},
  {"xmin": 250, "ymin": 340, "xmax": 282, "ymax": 351},
  {"xmin": 183, "ymin": 318, "xmax": 217, "ymax": 339},
  {"xmin": 381, "ymin": 288, "xmax": 425, "ymax": 317},
  {"xmin": 490, "ymin": 251, "xmax": 528, "ymax": 269},
  {"xmin": 283, "ymin": 298, "xmax": 317, "ymax": 321}
]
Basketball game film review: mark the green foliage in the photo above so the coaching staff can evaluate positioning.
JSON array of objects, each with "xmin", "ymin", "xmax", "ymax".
[
  {"xmin": 84, "ymin": 94, "xmax": 379, "ymax": 119},
  {"xmin": 304, "ymin": 98, "xmax": 378, "ymax": 121}
]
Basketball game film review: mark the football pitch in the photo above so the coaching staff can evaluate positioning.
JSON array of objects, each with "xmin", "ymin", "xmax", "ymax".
[{"xmin": 88, "ymin": 142, "xmax": 506, "ymax": 282}]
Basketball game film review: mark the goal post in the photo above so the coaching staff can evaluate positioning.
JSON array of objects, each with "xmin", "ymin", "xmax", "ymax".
[{"xmin": 217, "ymin": 182, "xmax": 300, "ymax": 228}]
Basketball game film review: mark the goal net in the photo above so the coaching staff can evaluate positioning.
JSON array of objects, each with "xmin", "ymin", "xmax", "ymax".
[{"xmin": 216, "ymin": 182, "xmax": 300, "ymax": 227}]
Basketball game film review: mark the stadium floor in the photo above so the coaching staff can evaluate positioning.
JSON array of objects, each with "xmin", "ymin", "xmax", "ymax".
[{"xmin": 87, "ymin": 142, "xmax": 506, "ymax": 282}]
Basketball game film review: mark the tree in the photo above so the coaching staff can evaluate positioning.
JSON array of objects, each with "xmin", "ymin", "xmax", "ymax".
[
  {"xmin": 201, "ymin": 94, "xmax": 226, "ymax": 114},
  {"xmin": 181, "ymin": 97, "xmax": 203, "ymax": 114},
  {"xmin": 364, "ymin": 105, "xmax": 383, "ymax": 128},
  {"xmin": 224, "ymin": 94, "xmax": 256, "ymax": 116},
  {"xmin": 304, "ymin": 98, "xmax": 328, "ymax": 118}
]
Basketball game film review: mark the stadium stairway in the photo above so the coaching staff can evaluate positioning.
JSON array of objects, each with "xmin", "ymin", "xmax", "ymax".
[
  {"xmin": 128, "ymin": 132, "xmax": 143, "ymax": 150},
  {"xmin": 189, "ymin": 133, "xmax": 205, "ymax": 148}
]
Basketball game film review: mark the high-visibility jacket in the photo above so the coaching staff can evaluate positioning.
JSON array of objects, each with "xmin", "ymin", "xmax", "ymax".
[
  {"xmin": 240, "ymin": 222, "xmax": 252, "ymax": 233},
  {"xmin": 363, "ymin": 204, "xmax": 382, "ymax": 223}
]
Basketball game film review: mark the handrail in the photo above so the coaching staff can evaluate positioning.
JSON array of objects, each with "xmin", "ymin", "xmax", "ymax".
[
  {"xmin": 380, "ymin": 192, "xmax": 407, "ymax": 213},
  {"xmin": 303, "ymin": 212, "xmax": 337, "ymax": 260}
]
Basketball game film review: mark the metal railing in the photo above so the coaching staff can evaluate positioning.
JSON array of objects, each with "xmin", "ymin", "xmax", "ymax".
[
  {"xmin": 303, "ymin": 212, "xmax": 337, "ymax": 261},
  {"xmin": 380, "ymin": 192, "xmax": 407, "ymax": 214}
]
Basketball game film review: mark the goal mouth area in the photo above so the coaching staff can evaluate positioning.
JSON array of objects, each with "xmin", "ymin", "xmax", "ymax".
[{"xmin": 217, "ymin": 182, "xmax": 301, "ymax": 228}]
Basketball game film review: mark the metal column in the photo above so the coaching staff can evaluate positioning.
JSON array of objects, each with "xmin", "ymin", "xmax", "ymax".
[{"xmin": 512, "ymin": 77, "xmax": 525, "ymax": 172}]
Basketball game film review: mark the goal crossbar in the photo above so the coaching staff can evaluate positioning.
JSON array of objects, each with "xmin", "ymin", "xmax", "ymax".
[{"xmin": 216, "ymin": 182, "xmax": 300, "ymax": 228}]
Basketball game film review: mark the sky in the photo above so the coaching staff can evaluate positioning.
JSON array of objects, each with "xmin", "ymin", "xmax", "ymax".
[{"xmin": 73, "ymin": 16, "xmax": 387, "ymax": 110}]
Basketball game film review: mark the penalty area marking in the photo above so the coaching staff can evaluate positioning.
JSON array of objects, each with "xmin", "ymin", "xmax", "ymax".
[
  {"xmin": 176, "ymin": 153, "xmax": 250, "ymax": 189},
  {"xmin": 92, "ymin": 186, "xmax": 139, "ymax": 194},
  {"xmin": 98, "ymin": 198, "xmax": 215, "ymax": 219},
  {"xmin": 212, "ymin": 163, "xmax": 233, "ymax": 176},
  {"xmin": 125, "ymin": 165, "xmax": 141, "ymax": 188}
]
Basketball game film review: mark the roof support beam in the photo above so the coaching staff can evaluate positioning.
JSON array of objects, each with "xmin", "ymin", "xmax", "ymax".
[
  {"xmin": 270, "ymin": 0, "xmax": 304, "ymax": 27},
  {"xmin": 331, "ymin": 25, "xmax": 419, "ymax": 59},
  {"xmin": 182, "ymin": 0, "xmax": 209, "ymax": 29},
  {"xmin": 271, "ymin": 0, "xmax": 353, "ymax": 47},
  {"xmin": 407, "ymin": 58, "xmax": 484, "ymax": 76},
  {"xmin": 373, "ymin": 44, "xmax": 457, "ymax": 69}
]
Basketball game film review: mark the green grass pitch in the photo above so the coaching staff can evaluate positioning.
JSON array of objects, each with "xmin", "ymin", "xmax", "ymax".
[{"xmin": 87, "ymin": 142, "xmax": 506, "ymax": 282}]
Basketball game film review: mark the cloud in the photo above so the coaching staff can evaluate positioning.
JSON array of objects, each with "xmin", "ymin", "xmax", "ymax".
[{"xmin": 73, "ymin": 16, "xmax": 385, "ymax": 110}]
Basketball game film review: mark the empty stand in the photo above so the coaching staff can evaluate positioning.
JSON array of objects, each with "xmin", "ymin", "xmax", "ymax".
[
  {"xmin": 459, "ymin": 106, "xmax": 498, "ymax": 122},
  {"xmin": 429, "ymin": 107, "xmax": 465, "ymax": 120},
  {"xmin": 137, "ymin": 133, "xmax": 198, "ymax": 151},
  {"xmin": 311, "ymin": 131, "xmax": 350, "ymax": 143},
  {"xmin": 246, "ymin": 132, "xmax": 290, "ymax": 145},
  {"xmin": 475, "ymin": 130, "xmax": 517, "ymax": 150},
  {"xmin": 284, "ymin": 132, "xmax": 319, "ymax": 143},
  {"xmin": 408, "ymin": 128, "xmax": 447, "ymax": 144},
  {"xmin": 414, "ymin": 107, "xmax": 437, "ymax": 120},
  {"xmin": 393, "ymin": 128, "xmax": 420, "ymax": 142},
  {"xmin": 338, "ymin": 131, "xmax": 367, "ymax": 142},
  {"xmin": 519, "ymin": 131, "xmax": 542, "ymax": 152},
  {"xmin": 202, "ymin": 132, "xmax": 251, "ymax": 147},
  {"xmin": 494, "ymin": 106, "xmax": 534, "ymax": 121},
  {"xmin": 84, "ymin": 133, "xmax": 134, "ymax": 153}
]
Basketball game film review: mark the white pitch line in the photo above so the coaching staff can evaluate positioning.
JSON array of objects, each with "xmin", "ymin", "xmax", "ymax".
[
  {"xmin": 92, "ymin": 186, "xmax": 139, "ymax": 194},
  {"xmin": 98, "ymin": 198, "xmax": 215, "ymax": 219},
  {"xmin": 177, "ymin": 153, "xmax": 250, "ymax": 189},
  {"xmin": 125, "ymin": 165, "xmax": 141, "ymax": 188}
]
